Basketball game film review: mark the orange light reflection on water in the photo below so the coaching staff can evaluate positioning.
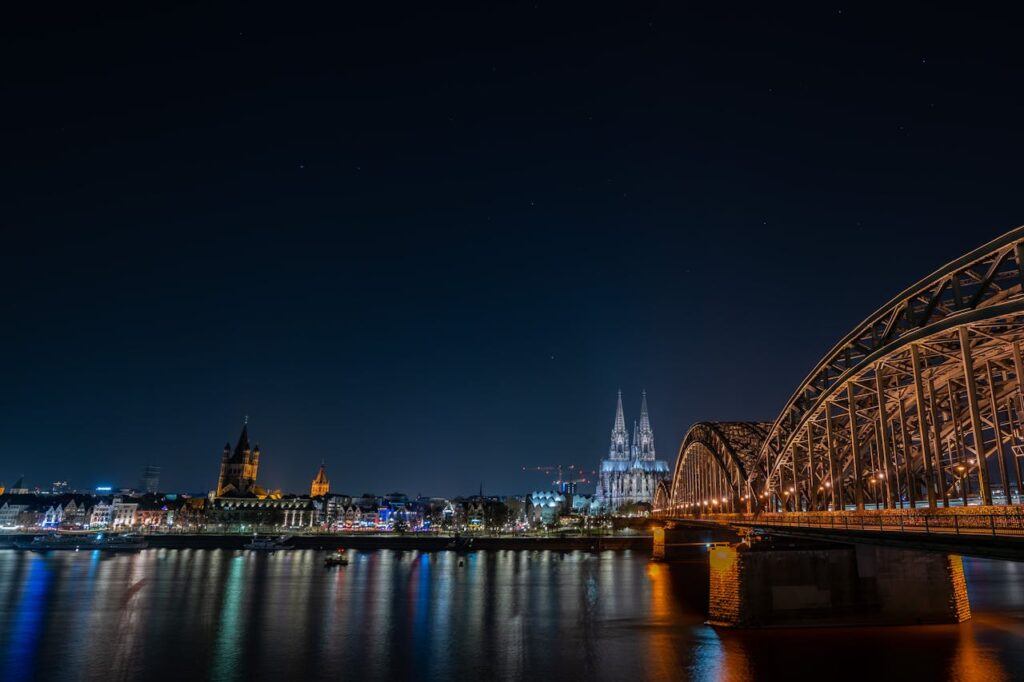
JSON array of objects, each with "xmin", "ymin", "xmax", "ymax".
[
  {"xmin": 645, "ymin": 562, "xmax": 680, "ymax": 680},
  {"xmin": 646, "ymin": 562, "xmax": 753, "ymax": 681},
  {"xmin": 951, "ymin": 618, "xmax": 1010, "ymax": 682}
]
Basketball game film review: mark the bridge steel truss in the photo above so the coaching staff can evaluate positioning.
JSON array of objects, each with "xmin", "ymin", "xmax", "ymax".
[
  {"xmin": 667, "ymin": 226, "xmax": 1024, "ymax": 515},
  {"xmin": 663, "ymin": 422, "xmax": 771, "ymax": 515}
]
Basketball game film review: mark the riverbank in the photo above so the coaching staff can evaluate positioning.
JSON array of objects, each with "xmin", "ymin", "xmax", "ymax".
[{"xmin": 0, "ymin": 533, "xmax": 653, "ymax": 552}]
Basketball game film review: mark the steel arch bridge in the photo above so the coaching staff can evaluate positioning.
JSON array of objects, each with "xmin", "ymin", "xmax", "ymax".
[
  {"xmin": 660, "ymin": 422, "xmax": 771, "ymax": 515},
  {"xmin": 665, "ymin": 226, "xmax": 1024, "ymax": 515}
]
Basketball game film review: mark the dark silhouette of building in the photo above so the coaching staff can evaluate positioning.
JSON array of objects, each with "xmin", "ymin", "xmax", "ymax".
[{"xmin": 139, "ymin": 465, "xmax": 161, "ymax": 494}]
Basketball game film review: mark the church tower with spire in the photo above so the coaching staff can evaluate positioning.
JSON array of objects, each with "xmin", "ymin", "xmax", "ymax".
[
  {"xmin": 595, "ymin": 391, "xmax": 670, "ymax": 510},
  {"xmin": 609, "ymin": 390, "xmax": 630, "ymax": 460},
  {"xmin": 310, "ymin": 462, "xmax": 330, "ymax": 498},
  {"xmin": 634, "ymin": 390, "xmax": 656, "ymax": 461},
  {"xmin": 216, "ymin": 419, "xmax": 260, "ymax": 497}
]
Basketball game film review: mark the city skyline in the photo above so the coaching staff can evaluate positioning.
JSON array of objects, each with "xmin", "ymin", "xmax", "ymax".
[
  {"xmin": 4, "ymin": 6, "xmax": 1024, "ymax": 681},
  {"xmin": 5, "ymin": 5, "xmax": 1024, "ymax": 495},
  {"xmin": 0, "ymin": 391, "xmax": 665, "ymax": 497}
]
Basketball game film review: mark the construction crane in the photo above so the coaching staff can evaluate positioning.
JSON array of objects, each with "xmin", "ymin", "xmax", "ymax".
[{"xmin": 521, "ymin": 464, "xmax": 594, "ymax": 490}]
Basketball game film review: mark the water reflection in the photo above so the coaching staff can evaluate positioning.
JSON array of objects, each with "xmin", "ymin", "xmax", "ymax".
[
  {"xmin": 0, "ymin": 549, "xmax": 1022, "ymax": 681},
  {"xmin": 212, "ymin": 555, "xmax": 246, "ymax": 681},
  {"xmin": 645, "ymin": 562, "xmax": 680, "ymax": 677},
  {"xmin": 951, "ymin": 621, "xmax": 1009, "ymax": 682},
  {"xmin": 3, "ymin": 556, "xmax": 51, "ymax": 681}
]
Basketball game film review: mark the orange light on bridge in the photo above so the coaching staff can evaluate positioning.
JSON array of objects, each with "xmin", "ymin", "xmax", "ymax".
[{"xmin": 709, "ymin": 544, "xmax": 737, "ymax": 571}]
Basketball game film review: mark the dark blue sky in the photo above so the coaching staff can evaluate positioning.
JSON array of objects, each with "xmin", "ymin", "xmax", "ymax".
[{"xmin": 3, "ymin": 4, "xmax": 1022, "ymax": 495}]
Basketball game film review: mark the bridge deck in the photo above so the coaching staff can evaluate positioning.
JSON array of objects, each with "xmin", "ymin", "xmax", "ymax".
[{"xmin": 662, "ymin": 511, "xmax": 1024, "ymax": 561}]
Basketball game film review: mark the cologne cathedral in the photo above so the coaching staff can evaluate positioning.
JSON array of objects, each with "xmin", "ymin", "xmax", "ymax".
[{"xmin": 595, "ymin": 391, "xmax": 671, "ymax": 510}]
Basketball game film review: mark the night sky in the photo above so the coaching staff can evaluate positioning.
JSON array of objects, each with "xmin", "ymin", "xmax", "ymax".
[{"xmin": 3, "ymin": 4, "xmax": 1023, "ymax": 496}]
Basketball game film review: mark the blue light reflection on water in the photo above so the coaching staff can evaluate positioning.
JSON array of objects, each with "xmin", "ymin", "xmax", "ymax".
[
  {"xmin": 414, "ymin": 552, "xmax": 431, "ymax": 674},
  {"xmin": 3, "ymin": 555, "xmax": 52, "ymax": 682}
]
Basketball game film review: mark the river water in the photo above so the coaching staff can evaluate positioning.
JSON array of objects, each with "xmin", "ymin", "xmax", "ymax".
[{"xmin": 0, "ymin": 548, "xmax": 1022, "ymax": 681}]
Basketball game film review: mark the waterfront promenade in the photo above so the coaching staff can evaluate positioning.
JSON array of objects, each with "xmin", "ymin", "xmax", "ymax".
[{"xmin": 0, "ymin": 532, "xmax": 654, "ymax": 552}]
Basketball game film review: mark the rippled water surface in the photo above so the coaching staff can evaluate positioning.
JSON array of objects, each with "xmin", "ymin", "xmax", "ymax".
[{"xmin": 1, "ymin": 548, "xmax": 1023, "ymax": 681}]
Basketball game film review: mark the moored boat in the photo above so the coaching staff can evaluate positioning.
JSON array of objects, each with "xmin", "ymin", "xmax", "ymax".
[
  {"xmin": 243, "ymin": 534, "xmax": 292, "ymax": 551},
  {"xmin": 447, "ymin": 535, "xmax": 474, "ymax": 551},
  {"xmin": 13, "ymin": 533, "xmax": 148, "ymax": 551}
]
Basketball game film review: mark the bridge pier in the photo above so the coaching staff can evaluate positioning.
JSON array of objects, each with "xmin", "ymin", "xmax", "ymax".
[
  {"xmin": 707, "ymin": 541, "xmax": 971, "ymax": 627},
  {"xmin": 652, "ymin": 525, "xmax": 739, "ymax": 560}
]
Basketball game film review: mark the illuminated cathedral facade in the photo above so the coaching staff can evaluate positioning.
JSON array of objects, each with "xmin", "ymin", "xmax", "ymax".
[{"xmin": 595, "ymin": 391, "xmax": 670, "ymax": 510}]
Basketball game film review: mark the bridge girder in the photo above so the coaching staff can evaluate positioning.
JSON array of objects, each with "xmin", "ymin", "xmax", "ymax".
[{"xmin": 666, "ymin": 226, "xmax": 1024, "ymax": 514}]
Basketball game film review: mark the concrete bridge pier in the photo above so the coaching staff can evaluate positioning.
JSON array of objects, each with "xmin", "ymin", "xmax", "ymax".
[
  {"xmin": 707, "ymin": 542, "xmax": 971, "ymax": 627},
  {"xmin": 652, "ymin": 525, "xmax": 740, "ymax": 560}
]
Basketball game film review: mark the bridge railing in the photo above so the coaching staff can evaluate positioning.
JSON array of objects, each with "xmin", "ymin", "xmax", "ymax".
[{"xmin": 684, "ymin": 509, "xmax": 1024, "ymax": 538}]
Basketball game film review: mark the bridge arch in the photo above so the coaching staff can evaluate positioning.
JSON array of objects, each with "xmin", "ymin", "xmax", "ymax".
[
  {"xmin": 667, "ymin": 226, "xmax": 1024, "ymax": 516},
  {"xmin": 653, "ymin": 481, "xmax": 670, "ymax": 512},
  {"xmin": 665, "ymin": 422, "xmax": 770, "ymax": 515},
  {"xmin": 753, "ymin": 226, "xmax": 1024, "ymax": 512}
]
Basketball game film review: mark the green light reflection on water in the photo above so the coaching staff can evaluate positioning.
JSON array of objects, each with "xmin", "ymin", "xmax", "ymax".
[{"xmin": 212, "ymin": 555, "xmax": 246, "ymax": 681}]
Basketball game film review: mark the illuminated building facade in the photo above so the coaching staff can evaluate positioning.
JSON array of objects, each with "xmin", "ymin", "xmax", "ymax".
[
  {"xmin": 206, "ymin": 496, "xmax": 315, "ymax": 530},
  {"xmin": 0, "ymin": 501, "xmax": 30, "ymax": 528},
  {"xmin": 310, "ymin": 462, "xmax": 329, "ymax": 497},
  {"xmin": 595, "ymin": 391, "xmax": 671, "ymax": 510},
  {"xmin": 216, "ymin": 421, "xmax": 260, "ymax": 497},
  {"xmin": 528, "ymin": 491, "xmax": 567, "ymax": 524},
  {"xmin": 88, "ymin": 497, "xmax": 138, "ymax": 528}
]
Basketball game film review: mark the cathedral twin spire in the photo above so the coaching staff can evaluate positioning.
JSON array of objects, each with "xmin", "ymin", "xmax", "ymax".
[
  {"xmin": 609, "ymin": 390, "xmax": 656, "ymax": 461},
  {"xmin": 610, "ymin": 390, "xmax": 630, "ymax": 459},
  {"xmin": 635, "ymin": 391, "xmax": 655, "ymax": 460}
]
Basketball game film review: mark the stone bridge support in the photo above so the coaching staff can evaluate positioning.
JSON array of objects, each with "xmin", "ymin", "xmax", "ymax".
[
  {"xmin": 707, "ymin": 542, "xmax": 971, "ymax": 627},
  {"xmin": 652, "ymin": 525, "xmax": 740, "ymax": 560}
]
